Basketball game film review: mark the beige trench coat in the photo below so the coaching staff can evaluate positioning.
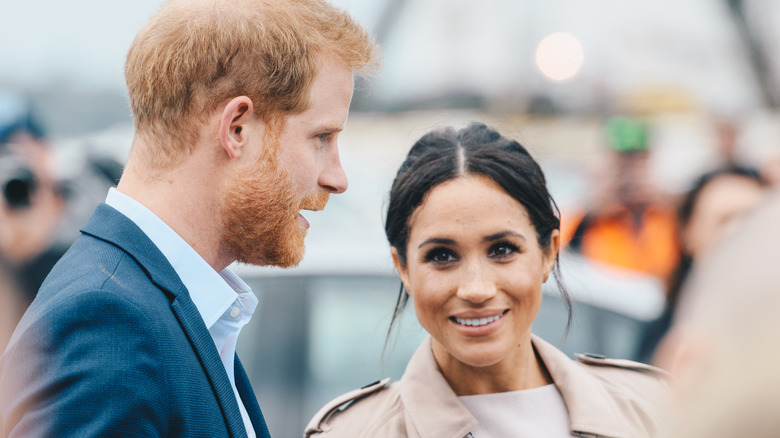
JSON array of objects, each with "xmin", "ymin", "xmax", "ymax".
[{"xmin": 305, "ymin": 335, "xmax": 668, "ymax": 438}]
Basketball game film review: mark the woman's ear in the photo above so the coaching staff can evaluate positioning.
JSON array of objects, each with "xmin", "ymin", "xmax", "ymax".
[
  {"xmin": 391, "ymin": 247, "xmax": 411, "ymax": 295},
  {"xmin": 219, "ymin": 96, "xmax": 255, "ymax": 159},
  {"xmin": 543, "ymin": 229, "xmax": 560, "ymax": 282}
]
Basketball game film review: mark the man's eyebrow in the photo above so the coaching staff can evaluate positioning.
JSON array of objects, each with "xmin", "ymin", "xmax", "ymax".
[
  {"xmin": 483, "ymin": 231, "xmax": 526, "ymax": 243},
  {"xmin": 418, "ymin": 237, "xmax": 457, "ymax": 249},
  {"xmin": 315, "ymin": 123, "xmax": 344, "ymax": 133}
]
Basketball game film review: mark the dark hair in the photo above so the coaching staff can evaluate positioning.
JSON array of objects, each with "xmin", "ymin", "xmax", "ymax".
[{"xmin": 384, "ymin": 122, "xmax": 571, "ymax": 339}]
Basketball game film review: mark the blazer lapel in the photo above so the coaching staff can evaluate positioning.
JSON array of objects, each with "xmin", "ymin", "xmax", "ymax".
[
  {"xmin": 81, "ymin": 203, "xmax": 249, "ymax": 437},
  {"xmin": 235, "ymin": 356, "xmax": 271, "ymax": 438},
  {"xmin": 171, "ymin": 297, "xmax": 247, "ymax": 438}
]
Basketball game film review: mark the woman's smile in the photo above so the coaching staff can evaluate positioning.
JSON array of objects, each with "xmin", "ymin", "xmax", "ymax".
[{"xmin": 451, "ymin": 310, "xmax": 507, "ymax": 327}]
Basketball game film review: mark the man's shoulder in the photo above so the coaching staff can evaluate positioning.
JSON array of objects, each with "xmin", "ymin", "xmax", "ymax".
[
  {"xmin": 41, "ymin": 233, "xmax": 149, "ymax": 299},
  {"xmin": 305, "ymin": 378, "xmax": 407, "ymax": 437}
]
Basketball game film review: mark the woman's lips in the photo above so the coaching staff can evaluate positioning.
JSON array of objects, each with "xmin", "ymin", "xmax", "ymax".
[
  {"xmin": 450, "ymin": 309, "xmax": 509, "ymax": 330},
  {"xmin": 453, "ymin": 314, "xmax": 501, "ymax": 327}
]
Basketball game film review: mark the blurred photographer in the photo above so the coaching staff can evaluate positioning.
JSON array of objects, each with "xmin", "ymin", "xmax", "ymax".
[{"xmin": 0, "ymin": 90, "xmax": 66, "ymax": 351}]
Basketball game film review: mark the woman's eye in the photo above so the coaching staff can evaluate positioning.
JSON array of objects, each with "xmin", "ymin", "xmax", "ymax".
[
  {"xmin": 425, "ymin": 248, "xmax": 457, "ymax": 264},
  {"xmin": 489, "ymin": 242, "xmax": 518, "ymax": 258}
]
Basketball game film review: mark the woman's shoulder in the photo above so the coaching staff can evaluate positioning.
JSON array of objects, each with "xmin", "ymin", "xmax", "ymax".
[
  {"xmin": 570, "ymin": 352, "xmax": 670, "ymax": 437},
  {"xmin": 573, "ymin": 352, "xmax": 670, "ymax": 394},
  {"xmin": 533, "ymin": 336, "xmax": 669, "ymax": 437},
  {"xmin": 305, "ymin": 378, "xmax": 408, "ymax": 438}
]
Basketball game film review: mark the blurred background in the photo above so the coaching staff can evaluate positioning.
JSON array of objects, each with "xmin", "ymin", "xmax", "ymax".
[{"xmin": 2, "ymin": 0, "xmax": 780, "ymax": 436}]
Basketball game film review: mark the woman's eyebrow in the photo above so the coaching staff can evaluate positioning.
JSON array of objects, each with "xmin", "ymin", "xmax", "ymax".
[
  {"xmin": 418, "ymin": 237, "xmax": 457, "ymax": 249},
  {"xmin": 483, "ymin": 231, "xmax": 526, "ymax": 243}
]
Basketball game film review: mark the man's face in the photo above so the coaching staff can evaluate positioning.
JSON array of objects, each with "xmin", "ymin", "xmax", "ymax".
[{"xmin": 222, "ymin": 55, "xmax": 355, "ymax": 267}]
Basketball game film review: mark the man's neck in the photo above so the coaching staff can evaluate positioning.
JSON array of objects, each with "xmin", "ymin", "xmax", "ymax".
[{"xmin": 117, "ymin": 151, "xmax": 233, "ymax": 272}]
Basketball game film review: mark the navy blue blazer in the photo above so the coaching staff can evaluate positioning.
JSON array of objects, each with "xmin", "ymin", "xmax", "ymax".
[{"xmin": 0, "ymin": 203, "xmax": 271, "ymax": 437}]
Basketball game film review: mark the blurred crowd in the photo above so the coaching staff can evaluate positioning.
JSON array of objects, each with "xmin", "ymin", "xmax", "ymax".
[
  {"xmin": 0, "ymin": 90, "xmax": 121, "ymax": 352},
  {"xmin": 560, "ymin": 114, "xmax": 775, "ymax": 365},
  {"xmin": 556, "ymin": 112, "xmax": 780, "ymax": 436}
]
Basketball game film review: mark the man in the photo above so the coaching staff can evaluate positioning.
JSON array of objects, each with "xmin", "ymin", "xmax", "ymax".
[
  {"xmin": 0, "ymin": 0, "xmax": 377, "ymax": 436},
  {"xmin": 561, "ymin": 116, "xmax": 679, "ymax": 279}
]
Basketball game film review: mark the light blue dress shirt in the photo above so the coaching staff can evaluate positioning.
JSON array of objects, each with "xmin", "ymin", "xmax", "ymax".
[{"xmin": 105, "ymin": 188, "xmax": 257, "ymax": 437}]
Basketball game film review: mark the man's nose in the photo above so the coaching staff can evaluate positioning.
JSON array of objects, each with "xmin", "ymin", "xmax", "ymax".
[{"xmin": 319, "ymin": 148, "xmax": 348, "ymax": 194}]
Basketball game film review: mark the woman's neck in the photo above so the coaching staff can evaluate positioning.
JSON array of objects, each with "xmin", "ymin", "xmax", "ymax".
[{"xmin": 433, "ymin": 339, "xmax": 553, "ymax": 396}]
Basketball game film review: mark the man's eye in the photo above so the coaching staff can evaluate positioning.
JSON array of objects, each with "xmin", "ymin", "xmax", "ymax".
[{"xmin": 317, "ymin": 133, "xmax": 330, "ymax": 143}]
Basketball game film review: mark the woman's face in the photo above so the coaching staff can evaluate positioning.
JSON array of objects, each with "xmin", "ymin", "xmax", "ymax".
[
  {"xmin": 684, "ymin": 175, "xmax": 764, "ymax": 257},
  {"xmin": 393, "ymin": 175, "xmax": 558, "ymax": 370}
]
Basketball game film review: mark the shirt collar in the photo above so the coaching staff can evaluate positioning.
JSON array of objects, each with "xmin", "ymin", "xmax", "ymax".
[{"xmin": 105, "ymin": 188, "xmax": 246, "ymax": 328}]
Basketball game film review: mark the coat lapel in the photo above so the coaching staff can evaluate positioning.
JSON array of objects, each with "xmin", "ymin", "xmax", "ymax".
[
  {"xmin": 399, "ymin": 338, "xmax": 477, "ymax": 438},
  {"xmin": 532, "ymin": 335, "xmax": 630, "ymax": 438},
  {"xmin": 81, "ymin": 203, "xmax": 248, "ymax": 437},
  {"xmin": 235, "ymin": 356, "xmax": 271, "ymax": 438}
]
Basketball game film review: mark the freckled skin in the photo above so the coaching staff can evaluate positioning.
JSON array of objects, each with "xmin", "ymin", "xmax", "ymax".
[{"xmin": 394, "ymin": 175, "xmax": 559, "ymax": 395}]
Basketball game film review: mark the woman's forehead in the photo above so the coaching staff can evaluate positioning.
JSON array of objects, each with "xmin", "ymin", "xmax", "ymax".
[{"xmin": 407, "ymin": 175, "xmax": 533, "ymax": 238}]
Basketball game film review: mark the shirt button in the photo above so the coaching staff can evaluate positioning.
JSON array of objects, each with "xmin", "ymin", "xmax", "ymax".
[{"xmin": 230, "ymin": 307, "xmax": 240, "ymax": 318}]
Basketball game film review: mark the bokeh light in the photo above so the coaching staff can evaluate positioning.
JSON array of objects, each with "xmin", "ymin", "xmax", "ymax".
[{"xmin": 535, "ymin": 32, "xmax": 585, "ymax": 82}]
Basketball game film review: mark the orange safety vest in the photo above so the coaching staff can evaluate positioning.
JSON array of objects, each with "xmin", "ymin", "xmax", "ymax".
[{"xmin": 561, "ymin": 204, "xmax": 679, "ymax": 279}]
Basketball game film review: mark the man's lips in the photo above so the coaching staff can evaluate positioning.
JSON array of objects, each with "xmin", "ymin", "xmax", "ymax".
[
  {"xmin": 298, "ymin": 213, "xmax": 310, "ymax": 229},
  {"xmin": 298, "ymin": 207, "xmax": 324, "ymax": 230}
]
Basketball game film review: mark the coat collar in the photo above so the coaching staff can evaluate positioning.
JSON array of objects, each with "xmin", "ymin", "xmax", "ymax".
[
  {"xmin": 80, "ymin": 203, "xmax": 251, "ymax": 438},
  {"xmin": 533, "ymin": 335, "xmax": 631, "ymax": 438},
  {"xmin": 398, "ymin": 335, "xmax": 631, "ymax": 438},
  {"xmin": 399, "ymin": 337, "xmax": 477, "ymax": 438}
]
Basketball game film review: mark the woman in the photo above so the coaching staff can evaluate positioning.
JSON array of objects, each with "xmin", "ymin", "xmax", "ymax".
[
  {"xmin": 306, "ymin": 123, "xmax": 667, "ymax": 438},
  {"xmin": 636, "ymin": 165, "xmax": 766, "ymax": 363}
]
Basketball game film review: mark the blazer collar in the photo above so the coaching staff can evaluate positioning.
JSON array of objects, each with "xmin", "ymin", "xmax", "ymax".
[
  {"xmin": 532, "ymin": 335, "xmax": 631, "ymax": 437},
  {"xmin": 80, "ymin": 203, "xmax": 250, "ymax": 438},
  {"xmin": 80, "ymin": 203, "xmax": 188, "ymax": 299},
  {"xmin": 399, "ymin": 336, "xmax": 630, "ymax": 438}
]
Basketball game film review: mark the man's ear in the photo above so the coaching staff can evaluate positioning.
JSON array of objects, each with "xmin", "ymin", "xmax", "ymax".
[
  {"xmin": 391, "ymin": 247, "xmax": 411, "ymax": 295},
  {"xmin": 219, "ymin": 96, "xmax": 255, "ymax": 159}
]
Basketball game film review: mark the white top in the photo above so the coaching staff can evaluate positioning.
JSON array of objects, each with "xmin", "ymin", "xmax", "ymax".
[
  {"xmin": 459, "ymin": 384, "xmax": 575, "ymax": 438},
  {"xmin": 105, "ymin": 188, "xmax": 257, "ymax": 438}
]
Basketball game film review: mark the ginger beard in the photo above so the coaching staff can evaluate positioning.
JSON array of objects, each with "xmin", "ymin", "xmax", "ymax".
[{"xmin": 221, "ymin": 143, "xmax": 329, "ymax": 268}]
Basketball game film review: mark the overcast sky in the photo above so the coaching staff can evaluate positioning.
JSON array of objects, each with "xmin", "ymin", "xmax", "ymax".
[
  {"xmin": 1, "ymin": 0, "xmax": 775, "ymax": 114},
  {"xmin": 0, "ymin": 0, "xmax": 374, "ymax": 92},
  {"xmin": 1, "ymin": 0, "xmax": 165, "ymax": 90}
]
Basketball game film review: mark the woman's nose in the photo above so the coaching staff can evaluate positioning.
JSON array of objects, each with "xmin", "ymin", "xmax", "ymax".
[{"xmin": 456, "ymin": 266, "xmax": 498, "ymax": 304}]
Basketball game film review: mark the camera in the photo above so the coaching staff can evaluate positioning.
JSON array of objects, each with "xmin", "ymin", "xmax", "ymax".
[{"xmin": 0, "ymin": 150, "xmax": 37, "ymax": 209}]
